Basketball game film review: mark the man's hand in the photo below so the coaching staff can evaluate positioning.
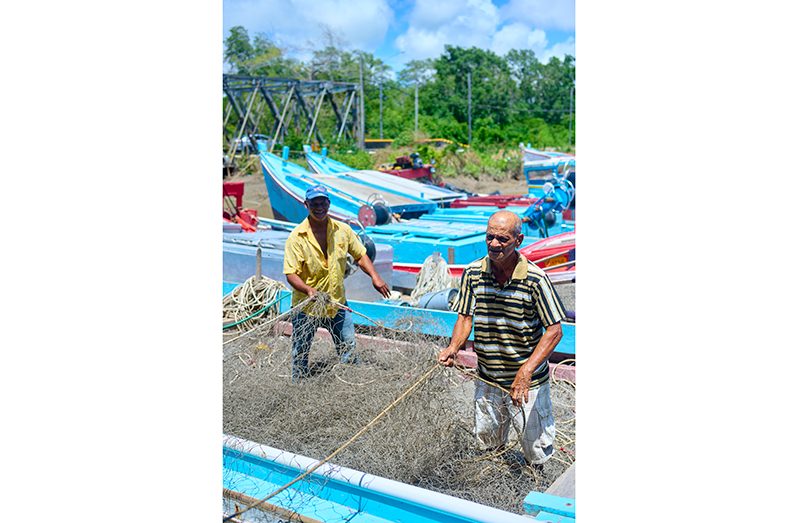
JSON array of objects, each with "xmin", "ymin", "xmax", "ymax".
[
  {"xmin": 509, "ymin": 367, "xmax": 533, "ymax": 407},
  {"xmin": 371, "ymin": 275, "xmax": 391, "ymax": 298},
  {"xmin": 441, "ymin": 314, "xmax": 471, "ymax": 368},
  {"xmin": 286, "ymin": 274, "xmax": 318, "ymax": 300},
  {"xmin": 357, "ymin": 255, "xmax": 391, "ymax": 298},
  {"xmin": 438, "ymin": 346, "xmax": 459, "ymax": 367}
]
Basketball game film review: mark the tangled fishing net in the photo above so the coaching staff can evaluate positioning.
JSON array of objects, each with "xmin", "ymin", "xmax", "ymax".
[{"xmin": 222, "ymin": 276, "xmax": 576, "ymax": 521}]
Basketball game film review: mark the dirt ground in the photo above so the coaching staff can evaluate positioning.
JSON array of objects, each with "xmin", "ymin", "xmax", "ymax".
[{"xmin": 226, "ymin": 171, "xmax": 275, "ymax": 218}]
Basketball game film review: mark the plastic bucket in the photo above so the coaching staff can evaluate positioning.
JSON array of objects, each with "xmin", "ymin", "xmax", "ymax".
[{"xmin": 417, "ymin": 288, "xmax": 458, "ymax": 311}]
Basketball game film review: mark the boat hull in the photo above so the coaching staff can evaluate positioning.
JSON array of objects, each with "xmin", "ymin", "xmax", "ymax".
[
  {"xmin": 448, "ymin": 194, "xmax": 535, "ymax": 208},
  {"xmin": 520, "ymin": 231, "xmax": 576, "ymax": 268},
  {"xmin": 223, "ymin": 229, "xmax": 395, "ymax": 303},
  {"xmin": 223, "ymin": 435, "xmax": 540, "ymax": 523},
  {"xmin": 304, "ymin": 147, "xmax": 463, "ymax": 205}
]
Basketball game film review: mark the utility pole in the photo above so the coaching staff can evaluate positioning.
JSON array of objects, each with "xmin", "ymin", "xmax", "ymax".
[
  {"xmin": 358, "ymin": 55, "xmax": 365, "ymax": 148},
  {"xmin": 414, "ymin": 81, "xmax": 418, "ymax": 135},
  {"xmin": 379, "ymin": 82, "xmax": 383, "ymax": 139},
  {"xmin": 467, "ymin": 71, "xmax": 472, "ymax": 145}
]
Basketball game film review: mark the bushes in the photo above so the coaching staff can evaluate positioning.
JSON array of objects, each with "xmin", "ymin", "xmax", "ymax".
[
  {"xmin": 327, "ymin": 144, "xmax": 374, "ymax": 170},
  {"xmin": 275, "ymin": 134, "xmax": 566, "ymax": 184},
  {"xmin": 415, "ymin": 143, "xmax": 443, "ymax": 165},
  {"xmin": 422, "ymin": 145, "xmax": 520, "ymax": 181},
  {"xmin": 392, "ymin": 130, "xmax": 415, "ymax": 147}
]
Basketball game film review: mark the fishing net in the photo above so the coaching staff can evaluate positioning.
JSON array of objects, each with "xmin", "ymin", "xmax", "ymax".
[{"xmin": 222, "ymin": 276, "xmax": 576, "ymax": 521}]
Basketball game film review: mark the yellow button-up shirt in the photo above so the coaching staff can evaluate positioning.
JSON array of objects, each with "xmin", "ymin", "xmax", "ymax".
[{"xmin": 283, "ymin": 218, "xmax": 367, "ymax": 317}]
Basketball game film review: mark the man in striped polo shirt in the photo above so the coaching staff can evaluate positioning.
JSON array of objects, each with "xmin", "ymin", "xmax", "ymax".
[{"xmin": 438, "ymin": 210, "xmax": 565, "ymax": 466}]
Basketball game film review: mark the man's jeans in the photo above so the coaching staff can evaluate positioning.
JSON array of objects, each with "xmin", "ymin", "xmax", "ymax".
[{"xmin": 291, "ymin": 308, "xmax": 356, "ymax": 381}]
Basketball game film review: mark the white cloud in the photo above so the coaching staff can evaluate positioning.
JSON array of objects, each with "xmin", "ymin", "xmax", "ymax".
[
  {"xmin": 491, "ymin": 22, "xmax": 548, "ymax": 56},
  {"xmin": 394, "ymin": 28, "xmax": 446, "ymax": 62},
  {"xmin": 499, "ymin": 0, "xmax": 575, "ymax": 31},
  {"xmin": 395, "ymin": 0, "xmax": 500, "ymax": 61},
  {"xmin": 406, "ymin": 0, "xmax": 467, "ymax": 30},
  {"xmin": 540, "ymin": 36, "xmax": 575, "ymax": 62},
  {"xmin": 223, "ymin": 0, "xmax": 393, "ymax": 58},
  {"xmin": 222, "ymin": 0, "xmax": 575, "ymax": 70}
]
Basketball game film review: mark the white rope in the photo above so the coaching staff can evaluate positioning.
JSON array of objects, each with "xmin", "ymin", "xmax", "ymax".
[
  {"xmin": 409, "ymin": 252, "xmax": 455, "ymax": 306},
  {"xmin": 222, "ymin": 275, "xmax": 288, "ymax": 333}
]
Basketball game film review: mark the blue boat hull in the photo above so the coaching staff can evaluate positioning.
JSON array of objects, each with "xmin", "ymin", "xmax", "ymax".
[
  {"xmin": 260, "ymin": 151, "xmax": 572, "ymax": 265},
  {"xmin": 222, "ymin": 229, "xmax": 395, "ymax": 303},
  {"xmin": 222, "ymin": 285, "xmax": 576, "ymax": 356},
  {"xmin": 224, "ymin": 436, "xmax": 539, "ymax": 523}
]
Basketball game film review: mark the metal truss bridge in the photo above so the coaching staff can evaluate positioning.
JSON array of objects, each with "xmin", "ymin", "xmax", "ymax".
[{"xmin": 223, "ymin": 75, "xmax": 363, "ymax": 158}]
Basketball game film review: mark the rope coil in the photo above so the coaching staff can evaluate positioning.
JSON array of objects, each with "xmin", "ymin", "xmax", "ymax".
[{"xmin": 410, "ymin": 252, "xmax": 456, "ymax": 306}]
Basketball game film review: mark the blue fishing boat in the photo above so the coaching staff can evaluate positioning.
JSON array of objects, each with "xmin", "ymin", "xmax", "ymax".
[
  {"xmin": 258, "ymin": 154, "xmax": 499, "ymax": 264},
  {"xmin": 342, "ymin": 296, "xmax": 576, "ymax": 357},
  {"xmin": 262, "ymin": 151, "xmax": 572, "ymax": 253},
  {"xmin": 417, "ymin": 203, "xmax": 573, "ymax": 238},
  {"xmin": 260, "ymin": 147, "xmax": 437, "ymax": 224},
  {"xmin": 222, "ymin": 281, "xmax": 576, "ymax": 356},
  {"xmin": 222, "ymin": 225, "xmax": 395, "ymax": 303},
  {"xmin": 521, "ymin": 144, "xmax": 575, "ymax": 198},
  {"xmin": 258, "ymin": 214, "xmax": 499, "ymax": 267},
  {"xmin": 224, "ymin": 435, "xmax": 575, "ymax": 522},
  {"xmin": 301, "ymin": 144, "xmax": 573, "ymax": 238},
  {"xmin": 303, "ymin": 146, "xmax": 466, "ymax": 205}
]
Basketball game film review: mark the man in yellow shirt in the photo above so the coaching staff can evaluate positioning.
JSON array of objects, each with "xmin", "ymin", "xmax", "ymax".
[{"xmin": 284, "ymin": 185, "xmax": 391, "ymax": 380}]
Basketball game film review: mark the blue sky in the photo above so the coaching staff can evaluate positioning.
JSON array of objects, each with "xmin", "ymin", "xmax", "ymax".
[{"xmin": 223, "ymin": 0, "xmax": 574, "ymax": 73}]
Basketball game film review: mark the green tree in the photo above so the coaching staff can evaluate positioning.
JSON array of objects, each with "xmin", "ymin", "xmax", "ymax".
[
  {"xmin": 429, "ymin": 46, "xmax": 515, "ymax": 127},
  {"xmin": 397, "ymin": 59, "xmax": 435, "ymax": 86},
  {"xmin": 224, "ymin": 26, "xmax": 255, "ymax": 73},
  {"xmin": 224, "ymin": 26, "xmax": 305, "ymax": 77},
  {"xmin": 223, "ymin": 26, "xmax": 577, "ymax": 153},
  {"xmin": 530, "ymin": 55, "xmax": 575, "ymax": 124},
  {"xmin": 506, "ymin": 49, "xmax": 542, "ymax": 112}
]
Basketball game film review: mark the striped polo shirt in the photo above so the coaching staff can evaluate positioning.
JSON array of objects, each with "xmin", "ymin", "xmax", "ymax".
[{"xmin": 453, "ymin": 253, "xmax": 566, "ymax": 389}]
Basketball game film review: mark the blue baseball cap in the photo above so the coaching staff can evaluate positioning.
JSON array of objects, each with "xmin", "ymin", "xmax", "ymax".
[{"xmin": 305, "ymin": 184, "xmax": 330, "ymax": 201}]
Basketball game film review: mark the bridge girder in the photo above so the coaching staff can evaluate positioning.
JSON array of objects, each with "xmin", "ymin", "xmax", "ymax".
[{"xmin": 222, "ymin": 75, "xmax": 362, "ymax": 156}]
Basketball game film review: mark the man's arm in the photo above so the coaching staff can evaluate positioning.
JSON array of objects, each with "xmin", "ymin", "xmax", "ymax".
[
  {"xmin": 509, "ymin": 322, "xmax": 562, "ymax": 406},
  {"xmin": 355, "ymin": 254, "xmax": 391, "ymax": 298},
  {"xmin": 438, "ymin": 314, "xmax": 473, "ymax": 366},
  {"xmin": 286, "ymin": 273, "xmax": 317, "ymax": 298},
  {"xmin": 283, "ymin": 233, "xmax": 315, "ymax": 297}
]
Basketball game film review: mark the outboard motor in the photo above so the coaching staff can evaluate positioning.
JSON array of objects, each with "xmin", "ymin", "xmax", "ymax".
[
  {"xmin": 359, "ymin": 232, "xmax": 377, "ymax": 262},
  {"xmin": 521, "ymin": 179, "xmax": 575, "ymax": 237},
  {"xmin": 345, "ymin": 231, "xmax": 377, "ymax": 278},
  {"xmin": 566, "ymin": 170, "xmax": 576, "ymax": 209},
  {"xmin": 372, "ymin": 202, "xmax": 391, "ymax": 225}
]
